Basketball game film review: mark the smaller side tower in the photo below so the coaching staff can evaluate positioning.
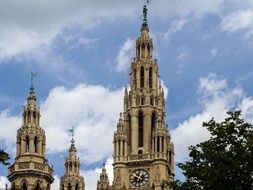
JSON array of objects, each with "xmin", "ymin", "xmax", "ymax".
[
  {"xmin": 96, "ymin": 164, "xmax": 110, "ymax": 190},
  {"xmin": 59, "ymin": 134, "xmax": 85, "ymax": 190},
  {"xmin": 8, "ymin": 76, "xmax": 54, "ymax": 190}
]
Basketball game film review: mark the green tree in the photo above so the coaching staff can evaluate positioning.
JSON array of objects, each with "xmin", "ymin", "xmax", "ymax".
[
  {"xmin": 178, "ymin": 111, "xmax": 253, "ymax": 190},
  {"xmin": 0, "ymin": 149, "xmax": 10, "ymax": 165}
]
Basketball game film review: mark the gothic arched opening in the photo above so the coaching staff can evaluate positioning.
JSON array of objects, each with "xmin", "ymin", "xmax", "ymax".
[
  {"xmin": 34, "ymin": 136, "xmax": 38, "ymax": 153},
  {"xmin": 140, "ymin": 66, "xmax": 144, "ymax": 88},
  {"xmin": 22, "ymin": 182, "xmax": 27, "ymax": 190},
  {"xmin": 35, "ymin": 183, "xmax": 41, "ymax": 190},
  {"xmin": 149, "ymin": 67, "xmax": 153, "ymax": 88},
  {"xmin": 138, "ymin": 112, "xmax": 144, "ymax": 147},
  {"xmin": 151, "ymin": 112, "xmax": 156, "ymax": 131},
  {"xmin": 11, "ymin": 182, "xmax": 16, "ymax": 190},
  {"xmin": 128, "ymin": 114, "xmax": 131, "ymax": 147}
]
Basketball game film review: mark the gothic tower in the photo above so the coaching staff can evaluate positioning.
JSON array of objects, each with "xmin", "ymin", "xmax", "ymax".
[
  {"xmin": 96, "ymin": 164, "xmax": 111, "ymax": 190},
  {"xmin": 59, "ymin": 134, "xmax": 85, "ymax": 190},
  {"xmin": 8, "ymin": 80, "xmax": 54, "ymax": 190},
  {"xmin": 112, "ymin": 5, "xmax": 174, "ymax": 190}
]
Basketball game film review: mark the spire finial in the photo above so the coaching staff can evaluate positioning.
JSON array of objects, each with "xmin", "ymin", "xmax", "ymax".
[
  {"xmin": 68, "ymin": 126, "xmax": 75, "ymax": 146},
  {"xmin": 143, "ymin": 4, "xmax": 148, "ymax": 24},
  {"xmin": 143, "ymin": 0, "xmax": 151, "ymax": 23},
  {"xmin": 30, "ymin": 72, "xmax": 38, "ymax": 95}
]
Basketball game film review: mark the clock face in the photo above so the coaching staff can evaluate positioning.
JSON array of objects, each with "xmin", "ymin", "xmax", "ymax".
[{"xmin": 129, "ymin": 169, "xmax": 149, "ymax": 187}]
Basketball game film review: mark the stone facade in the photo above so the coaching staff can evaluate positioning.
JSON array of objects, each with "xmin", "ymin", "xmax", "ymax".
[
  {"xmin": 59, "ymin": 138, "xmax": 85, "ymax": 190},
  {"xmin": 97, "ymin": 6, "xmax": 174, "ymax": 190},
  {"xmin": 8, "ymin": 85, "xmax": 54, "ymax": 190}
]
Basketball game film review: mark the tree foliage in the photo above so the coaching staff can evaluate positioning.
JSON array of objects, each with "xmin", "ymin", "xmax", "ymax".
[
  {"xmin": 178, "ymin": 111, "xmax": 253, "ymax": 190},
  {"xmin": 0, "ymin": 148, "xmax": 10, "ymax": 165}
]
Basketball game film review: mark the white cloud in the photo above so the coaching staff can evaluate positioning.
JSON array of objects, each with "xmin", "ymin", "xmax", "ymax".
[
  {"xmin": 0, "ymin": 83, "xmax": 124, "ymax": 164},
  {"xmin": 221, "ymin": 10, "xmax": 253, "ymax": 32},
  {"xmin": 115, "ymin": 38, "xmax": 135, "ymax": 72},
  {"xmin": 40, "ymin": 84, "xmax": 124, "ymax": 163},
  {"xmin": 51, "ymin": 175, "xmax": 60, "ymax": 190},
  {"xmin": 0, "ymin": 176, "xmax": 10, "ymax": 189},
  {"xmin": 160, "ymin": 80, "xmax": 169, "ymax": 100},
  {"xmin": 0, "ymin": 110, "xmax": 20, "ymax": 151},
  {"xmin": 220, "ymin": 9, "xmax": 253, "ymax": 39},
  {"xmin": 164, "ymin": 19, "xmax": 187, "ymax": 41},
  {"xmin": 0, "ymin": 0, "xmax": 230, "ymax": 61},
  {"xmin": 172, "ymin": 73, "xmax": 247, "ymax": 162},
  {"xmin": 238, "ymin": 97, "xmax": 253, "ymax": 123}
]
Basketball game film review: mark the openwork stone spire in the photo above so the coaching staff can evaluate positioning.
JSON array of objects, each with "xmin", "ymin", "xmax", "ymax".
[
  {"xmin": 8, "ymin": 74, "xmax": 54, "ymax": 190},
  {"xmin": 60, "ymin": 129, "xmax": 85, "ymax": 190},
  {"xmin": 96, "ymin": 163, "xmax": 111, "ymax": 190}
]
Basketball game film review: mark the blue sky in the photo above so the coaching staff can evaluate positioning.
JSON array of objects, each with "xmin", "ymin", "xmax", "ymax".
[{"xmin": 1, "ymin": 0, "xmax": 253, "ymax": 189}]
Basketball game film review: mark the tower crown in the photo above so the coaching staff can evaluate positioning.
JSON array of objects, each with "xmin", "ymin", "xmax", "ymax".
[{"xmin": 60, "ymin": 129, "xmax": 85, "ymax": 190}]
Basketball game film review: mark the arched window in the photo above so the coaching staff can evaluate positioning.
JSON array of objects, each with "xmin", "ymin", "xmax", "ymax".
[
  {"xmin": 74, "ymin": 163, "xmax": 77, "ymax": 172},
  {"xmin": 141, "ymin": 43, "xmax": 145, "ymax": 58},
  {"xmin": 151, "ymin": 112, "xmax": 156, "ymax": 131},
  {"xmin": 150, "ymin": 98, "xmax": 154, "ymax": 106},
  {"xmin": 22, "ymin": 182, "xmax": 27, "ymax": 190},
  {"xmin": 122, "ymin": 141, "xmax": 125, "ymax": 156},
  {"xmin": 138, "ymin": 150, "xmax": 143, "ymax": 155},
  {"xmin": 157, "ymin": 137, "xmax": 160, "ymax": 152},
  {"xmin": 75, "ymin": 184, "xmax": 78, "ymax": 190},
  {"xmin": 70, "ymin": 162, "xmax": 72, "ymax": 172},
  {"xmin": 141, "ymin": 97, "xmax": 144, "ymax": 105},
  {"xmin": 149, "ymin": 67, "xmax": 153, "ymax": 88},
  {"xmin": 147, "ymin": 44, "xmax": 151, "ymax": 56},
  {"xmin": 68, "ymin": 183, "xmax": 71, "ymax": 190},
  {"xmin": 35, "ymin": 183, "xmax": 40, "ymax": 190},
  {"xmin": 25, "ymin": 136, "xmax": 29, "ymax": 152},
  {"xmin": 11, "ymin": 182, "xmax": 16, "ymax": 190},
  {"xmin": 28, "ymin": 111, "xmax": 31, "ymax": 123},
  {"xmin": 33, "ymin": 112, "xmax": 36, "ymax": 123},
  {"xmin": 128, "ymin": 114, "xmax": 131, "ymax": 147},
  {"xmin": 140, "ymin": 66, "xmax": 144, "ymax": 88},
  {"xmin": 138, "ymin": 112, "xmax": 144, "ymax": 147},
  {"xmin": 34, "ymin": 136, "xmax": 38, "ymax": 153}
]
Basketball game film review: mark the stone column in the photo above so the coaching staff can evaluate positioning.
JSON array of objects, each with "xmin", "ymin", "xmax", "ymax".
[
  {"xmin": 38, "ymin": 140, "xmax": 42, "ymax": 155},
  {"xmin": 144, "ymin": 114, "xmax": 151, "ymax": 153},
  {"xmin": 154, "ymin": 136, "xmax": 157, "ymax": 158},
  {"xmin": 29, "ymin": 137, "xmax": 35, "ymax": 153},
  {"xmin": 115, "ymin": 140, "xmax": 118, "ymax": 161}
]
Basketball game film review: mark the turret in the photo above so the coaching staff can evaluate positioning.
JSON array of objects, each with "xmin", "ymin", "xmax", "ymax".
[
  {"xmin": 60, "ymin": 129, "xmax": 85, "ymax": 190},
  {"xmin": 96, "ymin": 163, "xmax": 110, "ymax": 190}
]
